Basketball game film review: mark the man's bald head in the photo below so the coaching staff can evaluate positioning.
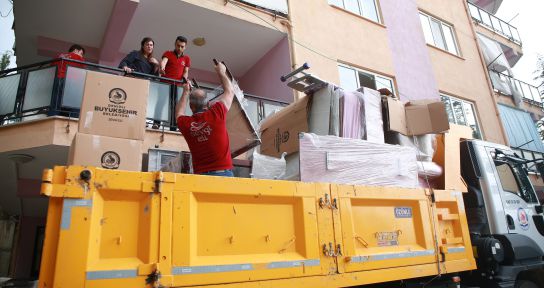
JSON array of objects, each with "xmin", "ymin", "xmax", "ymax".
[{"xmin": 189, "ymin": 89, "xmax": 208, "ymax": 113}]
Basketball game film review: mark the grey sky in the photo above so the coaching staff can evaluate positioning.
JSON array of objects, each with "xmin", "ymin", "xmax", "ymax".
[
  {"xmin": 497, "ymin": 0, "xmax": 544, "ymax": 87},
  {"xmin": 0, "ymin": 0, "xmax": 15, "ymax": 69},
  {"xmin": 0, "ymin": 0, "xmax": 542, "ymax": 86}
]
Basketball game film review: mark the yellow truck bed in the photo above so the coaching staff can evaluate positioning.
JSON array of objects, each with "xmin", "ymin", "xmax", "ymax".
[{"xmin": 38, "ymin": 166, "xmax": 475, "ymax": 288}]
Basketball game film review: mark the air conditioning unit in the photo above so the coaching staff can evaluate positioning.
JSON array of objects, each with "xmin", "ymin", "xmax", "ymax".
[{"xmin": 147, "ymin": 149, "xmax": 192, "ymax": 173}]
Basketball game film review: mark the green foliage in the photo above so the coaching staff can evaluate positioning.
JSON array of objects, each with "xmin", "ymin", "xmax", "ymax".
[{"xmin": 0, "ymin": 51, "xmax": 10, "ymax": 71}]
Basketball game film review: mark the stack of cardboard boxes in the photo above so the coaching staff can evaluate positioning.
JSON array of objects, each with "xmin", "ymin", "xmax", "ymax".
[
  {"xmin": 68, "ymin": 71, "xmax": 149, "ymax": 171},
  {"xmin": 257, "ymin": 84, "xmax": 451, "ymax": 188}
]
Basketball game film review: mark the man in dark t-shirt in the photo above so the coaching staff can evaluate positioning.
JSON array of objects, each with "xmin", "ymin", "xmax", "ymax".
[{"xmin": 175, "ymin": 61, "xmax": 234, "ymax": 177}]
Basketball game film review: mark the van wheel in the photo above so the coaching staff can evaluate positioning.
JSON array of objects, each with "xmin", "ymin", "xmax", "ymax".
[{"xmin": 515, "ymin": 280, "xmax": 539, "ymax": 288}]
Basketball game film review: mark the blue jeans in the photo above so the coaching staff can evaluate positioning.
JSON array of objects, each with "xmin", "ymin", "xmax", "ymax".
[{"xmin": 200, "ymin": 169, "xmax": 234, "ymax": 177}]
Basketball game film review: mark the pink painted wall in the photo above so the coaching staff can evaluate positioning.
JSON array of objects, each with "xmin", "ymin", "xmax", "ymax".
[
  {"xmin": 239, "ymin": 37, "xmax": 292, "ymax": 103},
  {"xmin": 380, "ymin": 1, "xmax": 439, "ymax": 101},
  {"xmin": 14, "ymin": 216, "xmax": 45, "ymax": 279}
]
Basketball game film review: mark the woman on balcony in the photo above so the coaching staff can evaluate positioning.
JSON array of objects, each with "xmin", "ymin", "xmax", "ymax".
[{"xmin": 118, "ymin": 37, "xmax": 160, "ymax": 75}]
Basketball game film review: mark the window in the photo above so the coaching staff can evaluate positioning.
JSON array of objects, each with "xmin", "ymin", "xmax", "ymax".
[
  {"xmin": 329, "ymin": 0, "xmax": 380, "ymax": 23},
  {"xmin": 441, "ymin": 95, "xmax": 482, "ymax": 139},
  {"xmin": 338, "ymin": 65, "xmax": 395, "ymax": 95},
  {"xmin": 494, "ymin": 160, "xmax": 539, "ymax": 204},
  {"xmin": 419, "ymin": 12, "xmax": 459, "ymax": 55}
]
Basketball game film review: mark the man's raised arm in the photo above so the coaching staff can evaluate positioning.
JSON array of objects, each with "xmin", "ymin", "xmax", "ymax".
[
  {"xmin": 175, "ymin": 82, "xmax": 191, "ymax": 119},
  {"xmin": 215, "ymin": 61, "xmax": 235, "ymax": 111}
]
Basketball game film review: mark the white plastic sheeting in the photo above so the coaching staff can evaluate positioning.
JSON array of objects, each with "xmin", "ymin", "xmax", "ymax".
[
  {"xmin": 477, "ymin": 33, "xmax": 510, "ymax": 72},
  {"xmin": 251, "ymin": 151, "xmax": 286, "ymax": 180},
  {"xmin": 358, "ymin": 87, "xmax": 384, "ymax": 143},
  {"xmin": 299, "ymin": 133, "xmax": 418, "ymax": 188}
]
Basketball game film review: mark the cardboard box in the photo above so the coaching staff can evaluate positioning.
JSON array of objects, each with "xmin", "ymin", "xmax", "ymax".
[
  {"xmin": 259, "ymin": 96, "xmax": 311, "ymax": 158},
  {"xmin": 79, "ymin": 71, "xmax": 149, "ymax": 140},
  {"xmin": 69, "ymin": 133, "xmax": 143, "ymax": 171},
  {"xmin": 383, "ymin": 97, "xmax": 450, "ymax": 136}
]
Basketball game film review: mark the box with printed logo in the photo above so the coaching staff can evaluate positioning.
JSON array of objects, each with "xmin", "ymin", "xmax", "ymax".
[
  {"xmin": 78, "ymin": 71, "xmax": 149, "ymax": 140},
  {"xmin": 68, "ymin": 133, "xmax": 143, "ymax": 171}
]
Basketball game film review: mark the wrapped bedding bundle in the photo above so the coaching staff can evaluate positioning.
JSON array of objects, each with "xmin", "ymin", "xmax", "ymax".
[{"xmin": 299, "ymin": 133, "xmax": 418, "ymax": 188}]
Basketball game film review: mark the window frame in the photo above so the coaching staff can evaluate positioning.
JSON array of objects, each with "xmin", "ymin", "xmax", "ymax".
[
  {"xmin": 419, "ymin": 11, "xmax": 460, "ymax": 56},
  {"xmin": 337, "ymin": 64, "xmax": 396, "ymax": 96},
  {"xmin": 440, "ymin": 94, "xmax": 483, "ymax": 139},
  {"xmin": 329, "ymin": 0, "xmax": 382, "ymax": 24}
]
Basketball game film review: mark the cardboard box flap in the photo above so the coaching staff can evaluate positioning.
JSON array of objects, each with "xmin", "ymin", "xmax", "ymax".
[
  {"xmin": 260, "ymin": 96, "xmax": 311, "ymax": 158},
  {"xmin": 386, "ymin": 97, "xmax": 408, "ymax": 135},
  {"xmin": 385, "ymin": 97, "xmax": 450, "ymax": 136}
]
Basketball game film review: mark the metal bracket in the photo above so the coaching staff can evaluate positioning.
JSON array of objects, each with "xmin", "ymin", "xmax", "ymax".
[
  {"xmin": 323, "ymin": 242, "xmax": 342, "ymax": 257},
  {"xmin": 318, "ymin": 193, "xmax": 338, "ymax": 210}
]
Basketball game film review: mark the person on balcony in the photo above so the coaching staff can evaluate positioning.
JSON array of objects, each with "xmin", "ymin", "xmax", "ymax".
[
  {"xmin": 49, "ymin": 44, "xmax": 86, "ymax": 116},
  {"xmin": 175, "ymin": 61, "xmax": 235, "ymax": 177},
  {"xmin": 119, "ymin": 37, "xmax": 160, "ymax": 75},
  {"xmin": 151, "ymin": 36, "xmax": 191, "ymax": 129},
  {"xmin": 53, "ymin": 44, "xmax": 85, "ymax": 79},
  {"xmin": 159, "ymin": 36, "xmax": 191, "ymax": 84}
]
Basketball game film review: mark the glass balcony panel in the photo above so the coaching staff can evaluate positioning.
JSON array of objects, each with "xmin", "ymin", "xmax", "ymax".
[
  {"xmin": 530, "ymin": 86, "xmax": 542, "ymax": 103},
  {"xmin": 490, "ymin": 16, "xmax": 502, "ymax": 33},
  {"xmin": 147, "ymin": 81, "xmax": 170, "ymax": 122},
  {"xmin": 520, "ymin": 83, "xmax": 533, "ymax": 101},
  {"xmin": 62, "ymin": 66, "xmax": 87, "ymax": 108},
  {"xmin": 499, "ymin": 21, "xmax": 513, "ymax": 39},
  {"xmin": 480, "ymin": 12, "xmax": 492, "ymax": 27},
  {"xmin": 0, "ymin": 74, "xmax": 20, "ymax": 115},
  {"xmin": 0, "ymin": 74, "xmax": 21, "ymax": 115},
  {"xmin": 468, "ymin": 3, "xmax": 481, "ymax": 21},
  {"xmin": 23, "ymin": 67, "xmax": 56, "ymax": 111},
  {"xmin": 263, "ymin": 101, "xmax": 285, "ymax": 119},
  {"xmin": 512, "ymin": 28, "xmax": 522, "ymax": 43}
]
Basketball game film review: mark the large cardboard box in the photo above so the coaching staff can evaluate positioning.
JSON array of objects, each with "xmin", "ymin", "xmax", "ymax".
[
  {"xmin": 79, "ymin": 71, "xmax": 149, "ymax": 140},
  {"xmin": 383, "ymin": 97, "xmax": 450, "ymax": 136},
  {"xmin": 68, "ymin": 133, "xmax": 143, "ymax": 171},
  {"xmin": 259, "ymin": 96, "xmax": 311, "ymax": 157}
]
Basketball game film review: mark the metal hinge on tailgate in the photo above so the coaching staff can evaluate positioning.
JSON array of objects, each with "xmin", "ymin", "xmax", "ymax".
[{"xmin": 319, "ymin": 193, "xmax": 338, "ymax": 210}]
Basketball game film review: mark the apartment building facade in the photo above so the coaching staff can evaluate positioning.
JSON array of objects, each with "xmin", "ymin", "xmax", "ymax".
[{"xmin": 0, "ymin": 0, "xmax": 542, "ymax": 281}]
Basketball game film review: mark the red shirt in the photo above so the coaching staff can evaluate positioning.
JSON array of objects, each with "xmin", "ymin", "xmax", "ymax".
[
  {"xmin": 177, "ymin": 102, "xmax": 232, "ymax": 174},
  {"xmin": 53, "ymin": 52, "xmax": 85, "ymax": 78},
  {"xmin": 162, "ymin": 51, "xmax": 190, "ymax": 82}
]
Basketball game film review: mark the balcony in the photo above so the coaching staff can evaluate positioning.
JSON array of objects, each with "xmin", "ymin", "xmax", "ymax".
[
  {"xmin": 0, "ymin": 59, "xmax": 287, "ymax": 129},
  {"xmin": 231, "ymin": 0, "xmax": 288, "ymax": 17},
  {"xmin": 468, "ymin": 2, "xmax": 521, "ymax": 46},
  {"xmin": 490, "ymin": 70, "xmax": 543, "ymax": 114}
]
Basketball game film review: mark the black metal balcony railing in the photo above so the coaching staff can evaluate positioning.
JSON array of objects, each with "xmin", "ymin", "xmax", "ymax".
[
  {"xmin": 490, "ymin": 70, "xmax": 542, "ymax": 107},
  {"xmin": 468, "ymin": 1, "xmax": 522, "ymax": 46},
  {"xmin": 0, "ymin": 59, "xmax": 288, "ymax": 129}
]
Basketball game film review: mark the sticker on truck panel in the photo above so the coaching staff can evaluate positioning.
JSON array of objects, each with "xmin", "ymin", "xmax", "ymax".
[
  {"xmin": 394, "ymin": 207, "xmax": 412, "ymax": 218},
  {"xmin": 376, "ymin": 231, "xmax": 400, "ymax": 246},
  {"xmin": 517, "ymin": 207, "xmax": 529, "ymax": 230}
]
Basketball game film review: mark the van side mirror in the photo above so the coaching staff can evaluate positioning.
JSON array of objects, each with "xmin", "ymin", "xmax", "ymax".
[
  {"xmin": 536, "ymin": 205, "xmax": 543, "ymax": 214},
  {"xmin": 537, "ymin": 162, "xmax": 544, "ymax": 182}
]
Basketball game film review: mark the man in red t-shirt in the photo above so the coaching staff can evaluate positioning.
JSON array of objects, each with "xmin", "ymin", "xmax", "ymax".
[
  {"xmin": 53, "ymin": 44, "xmax": 86, "ymax": 78},
  {"xmin": 176, "ymin": 61, "xmax": 234, "ymax": 177},
  {"xmin": 50, "ymin": 44, "xmax": 86, "ymax": 116},
  {"xmin": 160, "ymin": 36, "xmax": 191, "ymax": 83}
]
